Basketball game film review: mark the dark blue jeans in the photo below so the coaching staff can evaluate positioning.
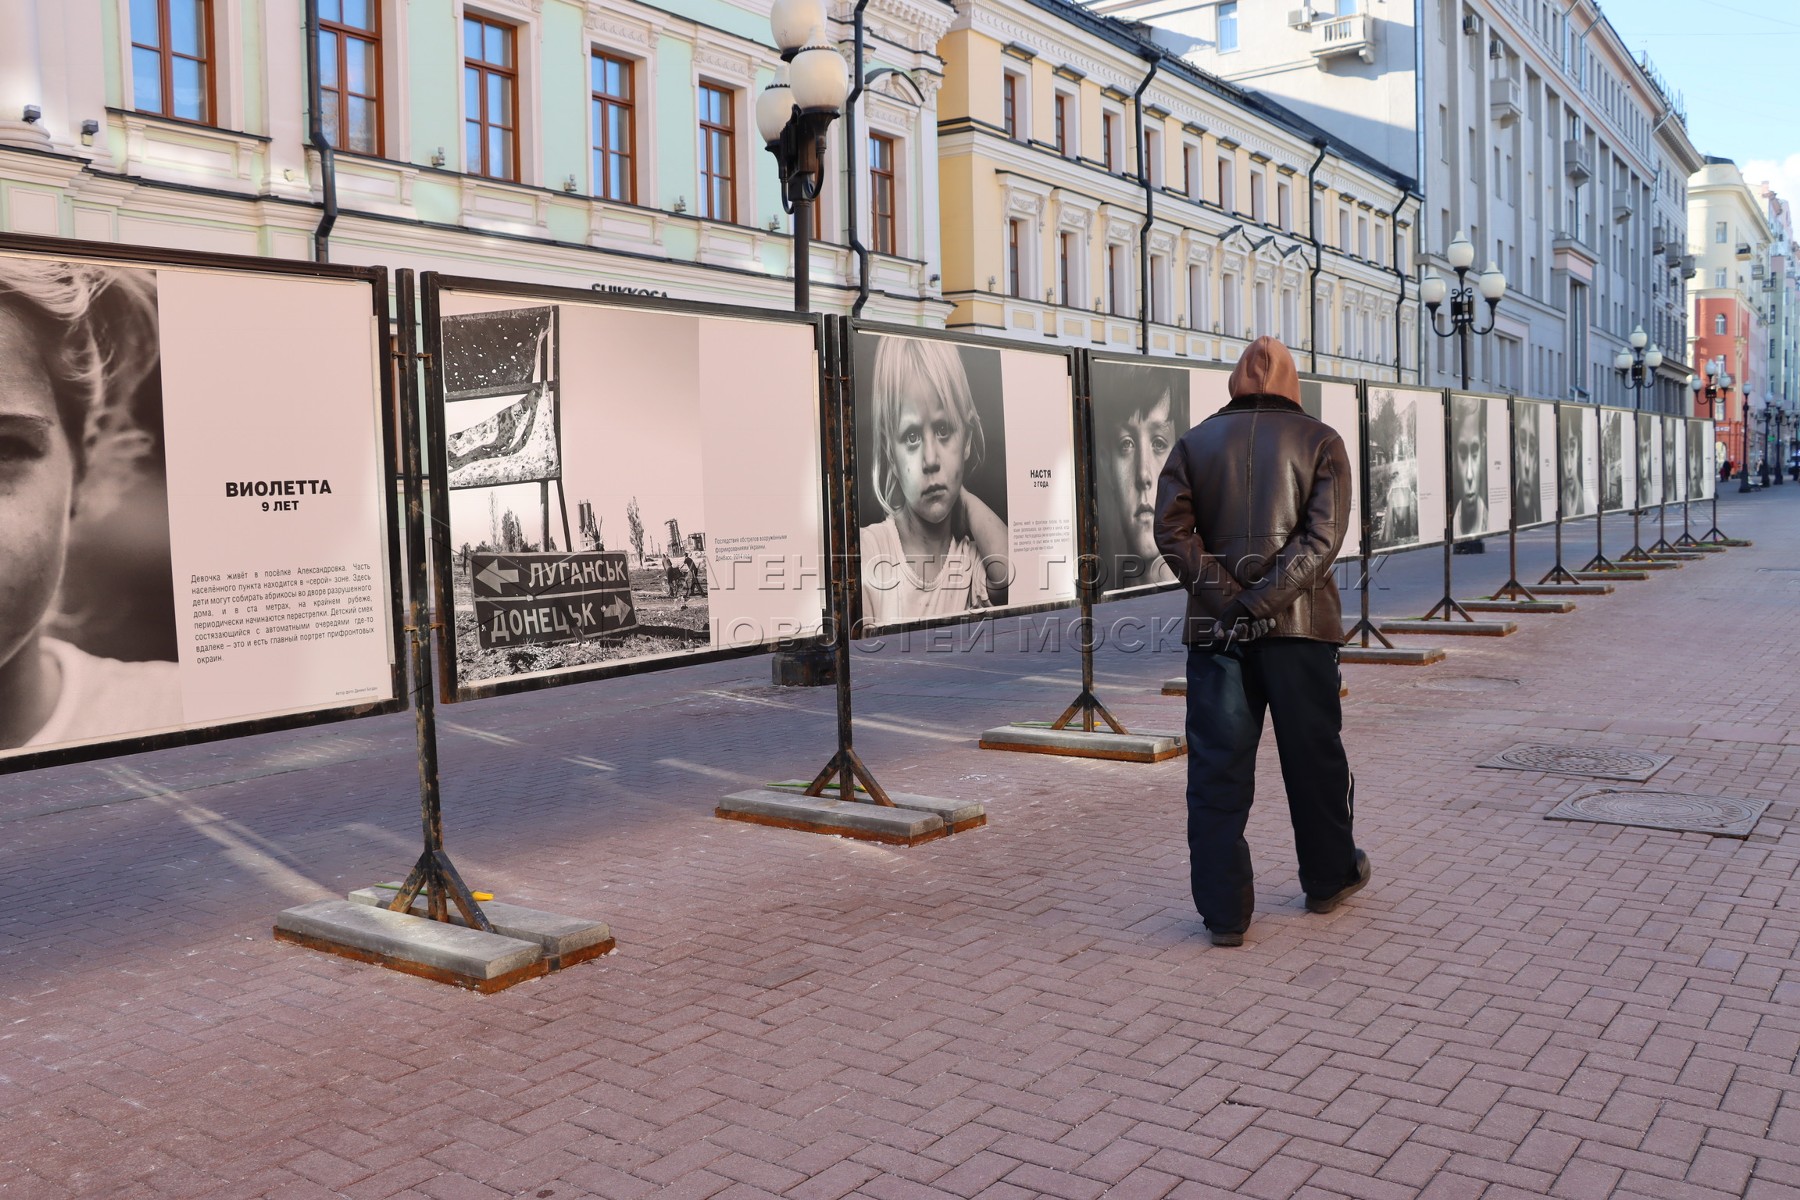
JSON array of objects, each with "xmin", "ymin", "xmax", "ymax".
[{"xmin": 1184, "ymin": 639, "xmax": 1358, "ymax": 934}]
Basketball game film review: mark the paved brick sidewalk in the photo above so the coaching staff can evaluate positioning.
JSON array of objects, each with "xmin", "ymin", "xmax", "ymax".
[{"xmin": 2, "ymin": 491, "xmax": 1798, "ymax": 1200}]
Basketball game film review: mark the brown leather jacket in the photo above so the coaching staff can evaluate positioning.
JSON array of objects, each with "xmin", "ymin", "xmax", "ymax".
[{"xmin": 1153, "ymin": 394, "xmax": 1352, "ymax": 645}]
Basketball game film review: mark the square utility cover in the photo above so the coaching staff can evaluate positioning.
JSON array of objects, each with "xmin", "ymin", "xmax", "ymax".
[
  {"xmin": 1478, "ymin": 742, "xmax": 1671, "ymax": 782},
  {"xmin": 1545, "ymin": 787, "xmax": 1770, "ymax": 839}
]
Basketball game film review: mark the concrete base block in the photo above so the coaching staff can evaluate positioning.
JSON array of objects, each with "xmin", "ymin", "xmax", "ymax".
[
  {"xmin": 1575, "ymin": 570, "xmax": 1651, "ymax": 582},
  {"xmin": 1461, "ymin": 598, "xmax": 1577, "ymax": 614},
  {"xmin": 1700, "ymin": 539, "xmax": 1749, "ymax": 548},
  {"xmin": 1529, "ymin": 582, "xmax": 1615, "ymax": 595},
  {"xmin": 1379, "ymin": 618, "xmax": 1518, "ymax": 637},
  {"xmin": 1339, "ymin": 645, "xmax": 1446, "ymax": 665},
  {"xmin": 978, "ymin": 722, "xmax": 1183, "ymax": 762},
  {"xmin": 767, "ymin": 780, "xmax": 985, "ymax": 833},
  {"xmin": 274, "ymin": 899, "xmax": 547, "ymax": 992},
  {"xmin": 717, "ymin": 788, "xmax": 947, "ymax": 845},
  {"xmin": 349, "ymin": 887, "xmax": 614, "ymax": 969},
  {"xmin": 1642, "ymin": 553, "xmax": 1702, "ymax": 563},
  {"xmin": 1163, "ymin": 676, "xmax": 1347, "ymax": 699}
]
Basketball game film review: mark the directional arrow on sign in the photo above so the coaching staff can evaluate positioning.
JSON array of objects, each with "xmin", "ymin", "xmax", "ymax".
[
  {"xmin": 602, "ymin": 595, "xmax": 632, "ymax": 624},
  {"xmin": 475, "ymin": 561, "xmax": 520, "ymax": 594}
]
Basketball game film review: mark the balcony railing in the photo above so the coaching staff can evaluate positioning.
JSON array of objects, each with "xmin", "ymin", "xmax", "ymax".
[{"xmin": 1311, "ymin": 13, "xmax": 1375, "ymax": 64}]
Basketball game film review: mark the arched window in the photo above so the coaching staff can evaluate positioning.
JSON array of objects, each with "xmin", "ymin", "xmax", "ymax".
[{"xmin": 1714, "ymin": 313, "xmax": 1727, "ymax": 336}]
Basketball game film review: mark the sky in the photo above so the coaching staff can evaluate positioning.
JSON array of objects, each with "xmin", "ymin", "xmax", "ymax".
[{"xmin": 1601, "ymin": 0, "xmax": 1800, "ymax": 204}]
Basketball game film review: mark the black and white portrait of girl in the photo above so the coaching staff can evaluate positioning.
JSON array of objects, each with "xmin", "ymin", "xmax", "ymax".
[{"xmin": 0, "ymin": 257, "xmax": 180, "ymax": 752}]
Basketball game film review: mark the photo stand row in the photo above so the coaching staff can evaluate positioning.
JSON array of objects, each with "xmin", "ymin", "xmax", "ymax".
[{"xmin": 0, "ymin": 232, "xmax": 1748, "ymax": 989}]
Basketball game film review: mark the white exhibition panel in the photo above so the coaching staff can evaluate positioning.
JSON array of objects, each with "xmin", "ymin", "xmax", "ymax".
[
  {"xmin": 0, "ymin": 248, "xmax": 399, "ymax": 763},
  {"xmin": 434, "ymin": 287, "xmax": 828, "ymax": 695},
  {"xmin": 851, "ymin": 330, "xmax": 1078, "ymax": 634}
]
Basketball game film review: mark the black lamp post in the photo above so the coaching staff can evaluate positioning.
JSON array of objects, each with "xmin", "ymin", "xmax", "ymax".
[
  {"xmin": 757, "ymin": 0, "xmax": 850, "ymax": 314},
  {"xmin": 1688, "ymin": 358, "xmax": 1737, "ymax": 544},
  {"xmin": 759, "ymin": 0, "xmax": 849, "ymax": 688},
  {"xmin": 1422, "ymin": 231, "xmax": 1506, "ymax": 555},
  {"xmin": 1614, "ymin": 325, "xmax": 1662, "ymax": 560},
  {"xmin": 1740, "ymin": 390, "xmax": 1754, "ymax": 492}
]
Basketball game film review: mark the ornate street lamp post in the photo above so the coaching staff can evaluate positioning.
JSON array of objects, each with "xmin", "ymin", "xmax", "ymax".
[
  {"xmin": 1739, "ymin": 391, "xmax": 1754, "ymax": 492},
  {"xmin": 1613, "ymin": 325, "xmax": 1663, "ymax": 560},
  {"xmin": 1689, "ymin": 359, "xmax": 1741, "ymax": 545},
  {"xmin": 1422, "ymin": 231, "xmax": 1506, "ymax": 555},
  {"xmin": 759, "ymin": 0, "xmax": 849, "ymax": 688},
  {"xmin": 757, "ymin": 0, "xmax": 850, "ymax": 314}
]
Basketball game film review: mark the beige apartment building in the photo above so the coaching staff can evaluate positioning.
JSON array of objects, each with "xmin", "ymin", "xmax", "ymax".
[{"xmin": 937, "ymin": 0, "xmax": 1417, "ymax": 381}]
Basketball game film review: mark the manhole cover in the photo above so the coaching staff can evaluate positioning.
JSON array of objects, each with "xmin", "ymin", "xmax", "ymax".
[
  {"xmin": 1478, "ymin": 742, "xmax": 1671, "ymax": 781},
  {"xmin": 1546, "ymin": 787, "xmax": 1770, "ymax": 838},
  {"xmin": 1416, "ymin": 676, "xmax": 1521, "ymax": 693}
]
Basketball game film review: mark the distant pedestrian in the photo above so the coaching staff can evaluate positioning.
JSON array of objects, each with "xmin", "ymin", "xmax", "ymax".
[
  {"xmin": 1721, "ymin": 458, "xmax": 1734, "ymax": 483},
  {"xmin": 1154, "ymin": 336, "xmax": 1370, "ymax": 947}
]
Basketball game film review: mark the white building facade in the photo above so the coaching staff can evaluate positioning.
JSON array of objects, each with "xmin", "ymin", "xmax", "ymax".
[{"xmin": 1089, "ymin": 0, "xmax": 1702, "ymax": 413}]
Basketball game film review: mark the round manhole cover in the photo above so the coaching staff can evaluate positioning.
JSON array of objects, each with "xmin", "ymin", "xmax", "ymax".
[
  {"xmin": 1479, "ymin": 742, "xmax": 1673, "ymax": 781},
  {"xmin": 1551, "ymin": 788, "xmax": 1768, "ymax": 837},
  {"xmin": 1415, "ymin": 676, "xmax": 1521, "ymax": 693}
]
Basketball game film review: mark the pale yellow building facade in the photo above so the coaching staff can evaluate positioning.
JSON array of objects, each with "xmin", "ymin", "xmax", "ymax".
[{"xmin": 937, "ymin": 0, "xmax": 1417, "ymax": 381}]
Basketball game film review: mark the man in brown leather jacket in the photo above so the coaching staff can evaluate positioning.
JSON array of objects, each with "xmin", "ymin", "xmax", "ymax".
[{"xmin": 1153, "ymin": 336, "xmax": 1369, "ymax": 946}]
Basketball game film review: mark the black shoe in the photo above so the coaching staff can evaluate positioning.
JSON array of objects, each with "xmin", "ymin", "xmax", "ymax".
[
  {"xmin": 1209, "ymin": 929, "xmax": 1245, "ymax": 947},
  {"xmin": 1305, "ymin": 850, "xmax": 1370, "ymax": 914}
]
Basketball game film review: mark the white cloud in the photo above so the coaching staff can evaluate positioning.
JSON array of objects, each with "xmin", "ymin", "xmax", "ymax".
[{"xmin": 1743, "ymin": 153, "xmax": 1800, "ymax": 215}]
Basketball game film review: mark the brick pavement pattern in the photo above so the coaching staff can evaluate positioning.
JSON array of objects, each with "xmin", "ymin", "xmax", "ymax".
[{"xmin": 2, "ymin": 493, "xmax": 1799, "ymax": 1199}]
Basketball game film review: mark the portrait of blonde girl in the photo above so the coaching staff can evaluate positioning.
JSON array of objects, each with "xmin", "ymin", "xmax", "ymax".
[{"xmin": 0, "ymin": 257, "xmax": 181, "ymax": 751}]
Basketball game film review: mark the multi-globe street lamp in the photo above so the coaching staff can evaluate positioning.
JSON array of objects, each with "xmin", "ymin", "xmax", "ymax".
[
  {"xmin": 1614, "ymin": 324, "xmax": 1663, "ymax": 408},
  {"xmin": 1421, "ymin": 232, "xmax": 1506, "ymax": 554},
  {"xmin": 757, "ymin": 0, "xmax": 851, "ymax": 314},
  {"xmin": 1420, "ymin": 231, "xmax": 1508, "ymax": 391}
]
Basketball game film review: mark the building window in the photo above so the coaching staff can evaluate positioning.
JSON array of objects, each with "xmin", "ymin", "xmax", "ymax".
[
  {"xmin": 1144, "ymin": 127, "xmax": 1162, "ymax": 186},
  {"xmin": 698, "ymin": 82, "xmax": 736, "ymax": 222},
  {"xmin": 1221, "ymin": 271, "xmax": 1239, "ymax": 335},
  {"xmin": 1003, "ymin": 72, "xmax": 1021, "ymax": 140},
  {"xmin": 1218, "ymin": 1, "xmax": 1239, "ymax": 53},
  {"xmin": 1183, "ymin": 144, "xmax": 1199, "ymax": 199},
  {"xmin": 591, "ymin": 52, "xmax": 635, "ymax": 203},
  {"xmin": 1103, "ymin": 111, "xmax": 1122, "ymax": 172},
  {"xmin": 318, "ymin": 0, "xmax": 381, "ymax": 153},
  {"xmin": 1715, "ymin": 313, "xmax": 1727, "ymax": 335},
  {"xmin": 1357, "ymin": 214, "xmax": 1369, "ymax": 259},
  {"xmin": 1108, "ymin": 245, "xmax": 1125, "ymax": 314},
  {"xmin": 1249, "ymin": 170, "xmax": 1266, "ymax": 222},
  {"xmin": 1338, "ymin": 207, "xmax": 1351, "ymax": 250},
  {"xmin": 870, "ymin": 133, "xmax": 897, "ymax": 255},
  {"xmin": 1054, "ymin": 92, "xmax": 1070, "ymax": 155},
  {"xmin": 1150, "ymin": 254, "xmax": 1169, "ymax": 324},
  {"xmin": 130, "ymin": 0, "xmax": 216, "ymax": 123},
  {"xmin": 1187, "ymin": 264, "xmax": 1206, "ymax": 329},
  {"xmin": 1216, "ymin": 156, "xmax": 1234, "ymax": 211},
  {"xmin": 1008, "ymin": 219, "xmax": 1025, "ymax": 298},
  {"xmin": 464, "ymin": 15, "xmax": 519, "ymax": 181},
  {"xmin": 1715, "ymin": 221, "xmax": 1728, "ymax": 244},
  {"xmin": 1277, "ymin": 180, "xmax": 1291, "ymax": 230},
  {"xmin": 1715, "ymin": 268, "xmax": 1727, "ymax": 288},
  {"xmin": 1059, "ymin": 232, "xmax": 1078, "ymax": 306}
]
